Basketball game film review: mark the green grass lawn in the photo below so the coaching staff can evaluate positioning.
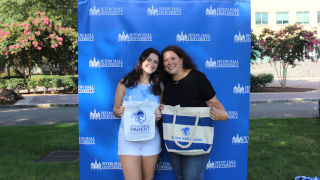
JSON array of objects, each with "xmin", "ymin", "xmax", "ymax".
[
  {"xmin": 0, "ymin": 123, "xmax": 79, "ymax": 180},
  {"xmin": 0, "ymin": 118, "xmax": 319, "ymax": 179},
  {"xmin": 248, "ymin": 117, "xmax": 320, "ymax": 180}
]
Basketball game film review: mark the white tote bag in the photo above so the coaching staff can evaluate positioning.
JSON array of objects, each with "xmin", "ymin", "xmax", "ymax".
[
  {"xmin": 162, "ymin": 105, "xmax": 214, "ymax": 156},
  {"xmin": 122, "ymin": 99, "xmax": 159, "ymax": 141}
]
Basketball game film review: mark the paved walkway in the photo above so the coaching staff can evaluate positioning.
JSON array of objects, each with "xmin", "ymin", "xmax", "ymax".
[
  {"xmin": 2, "ymin": 88, "xmax": 320, "ymax": 107},
  {"xmin": 250, "ymin": 90, "xmax": 320, "ymax": 104},
  {"xmin": 251, "ymin": 77, "xmax": 319, "ymax": 103},
  {"xmin": 0, "ymin": 78, "xmax": 318, "ymax": 127},
  {"xmin": 3, "ymin": 90, "xmax": 318, "ymax": 107},
  {"xmin": 5, "ymin": 94, "xmax": 78, "ymax": 108},
  {"xmin": 2, "ymin": 77, "xmax": 318, "ymax": 107}
]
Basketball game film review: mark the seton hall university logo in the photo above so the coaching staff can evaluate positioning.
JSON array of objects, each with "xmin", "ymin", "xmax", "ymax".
[
  {"xmin": 181, "ymin": 127, "xmax": 191, "ymax": 137},
  {"xmin": 131, "ymin": 110, "xmax": 146, "ymax": 125}
]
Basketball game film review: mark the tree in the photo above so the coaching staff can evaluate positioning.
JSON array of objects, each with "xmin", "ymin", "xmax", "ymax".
[
  {"xmin": 258, "ymin": 24, "xmax": 319, "ymax": 87},
  {"xmin": 0, "ymin": 22, "xmax": 25, "ymax": 77},
  {"xmin": 0, "ymin": 12, "xmax": 78, "ymax": 80},
  {"xmin": 251, "ymin": 30, "xmax": 263, "ymax": 62},
  {"xmin": 0, "ymin": 0, "xmax": 77, "ymax": 29}
]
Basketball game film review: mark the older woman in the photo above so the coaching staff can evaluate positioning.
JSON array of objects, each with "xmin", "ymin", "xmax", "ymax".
[{"xmin": 160, "ymin": 45, "xmax": 228, "ymax": 180}]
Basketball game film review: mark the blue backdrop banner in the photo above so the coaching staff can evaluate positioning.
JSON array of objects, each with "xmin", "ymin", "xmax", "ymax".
[{"xmin": 78, "ymin": 0, "xmax": 251, "ymax": 179}]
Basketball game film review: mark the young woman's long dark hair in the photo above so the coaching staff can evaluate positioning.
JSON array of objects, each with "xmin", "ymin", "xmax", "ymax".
[
  {"xmin": 121, "ymin": 48, "xmax": 161, "ymax": 95},
  {"xmin": 160, "ymin": 45, "xmax": 197, "ymax": 83}
]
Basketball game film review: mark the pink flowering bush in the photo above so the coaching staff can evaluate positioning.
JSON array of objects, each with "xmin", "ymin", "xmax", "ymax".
[
  {"xmin": 258, "ymin": 24, "xmax": 319, "ymax": 87},
  {"xmin": 0, "ymin": 12, "xmax": 78, "ymax": 80},
  {"xmin": 0, "ymin": 89, "xmax": 22, "ymax": 104}
]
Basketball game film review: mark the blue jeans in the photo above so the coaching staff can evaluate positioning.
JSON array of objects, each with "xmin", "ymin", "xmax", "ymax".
[{"xmin": 168, "ymin": 152, "xmax": 210, "ymax": 180}]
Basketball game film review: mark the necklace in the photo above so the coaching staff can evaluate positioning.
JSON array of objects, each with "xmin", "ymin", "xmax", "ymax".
[{"xmin": 172, "ymin": 69, "xmax": 190, "ymax": 85}]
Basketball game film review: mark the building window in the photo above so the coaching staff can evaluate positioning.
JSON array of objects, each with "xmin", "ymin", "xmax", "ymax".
[
  {"xmin": 318, "ymin": 11, "xmax": 320, "ymax": 24},
  {"xmin": 256, "ymin": 12, "xmax": 268, "ymax": 25},
  {"xmin": 276, "ymin": 12, "xmax": 289, "ymax": 24},
  {"xmin": 296, "ymin": 12, "xmax": 309, "ymax": 24}
]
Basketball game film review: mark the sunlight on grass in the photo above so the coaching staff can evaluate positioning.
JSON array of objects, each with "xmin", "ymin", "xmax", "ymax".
[
  {"xmin": 0, "ymin": 123, "xmax": 79, "ymax": 179},
  {"xmin": 0, "ymin": 118, "xmax": 319, "ymax": 179},
  {"xmin": 277, "ymin": 141, "xmax": 287, "ymax": 146},
  {"xmin": 294, "ymin": 135, "xmax": 317, "ymax": 145},
  {"xmin": 55, "ymin": 123, "xmax": 78, "ymax": 128},
  {"xmin": 248, "ymin": 117, "xmax": 320, "ymax": 180},
  {"xmin": 267, "ymin": 122, "xmax": 273, "ymax": 126}
]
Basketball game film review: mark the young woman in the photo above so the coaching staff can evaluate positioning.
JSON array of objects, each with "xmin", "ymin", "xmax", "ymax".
[
  {"xmin": 160, "ymin": 45, "xmax": 229, "ymax": 180},
  {"xmin": 113, "ymin": 48, "xmax": 162, "ymax": 180}
]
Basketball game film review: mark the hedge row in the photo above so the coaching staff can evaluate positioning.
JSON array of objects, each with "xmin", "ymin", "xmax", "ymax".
[
  {"xmin": 1, "ymin": 74, "xmax": 272, "ymax": 94},
  {"xmin": 0, "ymin": 75, "xmax": 78, "ymax": 94}
]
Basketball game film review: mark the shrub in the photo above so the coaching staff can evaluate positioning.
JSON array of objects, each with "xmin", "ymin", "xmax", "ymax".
[
  {"xmin": 251, "ymin": 73, "xmax": 274, "ymax": 91},
  {"xmin": 0, "ymin": 89, "xmax": 22, "ymax": 104},
  {"xmin": 37, "ymin": 77, "xmax": 52, "ymax": 94},
  {"xmin": 251, "ymin": 74, "xmax": 260, "ymax": 91},
  {"xmin": 0, "ymin": 79, "xmax": 7, "ymax": 89},
  {"xmin": 27, "ymin": 77, "xmax": 40, "ymax": 93},
  {"xmin": 1, "ymin": 75, "xmax": 78, "ymax": 94},
  {"xmin": 62, "ymin": 76, "xmax": 77, "ymax": 93},
  {"xmin": 51, "ymin": 78, "xmax": 64, "ymax": 94},
  {"xmin": 7, "ymin": 78, "xmax": 27, "ymax": 92},
  {"xmin": 257, "ymin": 73, "xmax": 274, "ymax": 87},
  {"xmin": 0, "ymin": 68, "xmax": 24, "ymax": 77}
]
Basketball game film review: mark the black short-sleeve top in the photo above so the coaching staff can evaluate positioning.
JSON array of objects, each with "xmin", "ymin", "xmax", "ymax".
[{"xmin": 163, "ymin": 70, "xmax": 216, "ymax": 107}]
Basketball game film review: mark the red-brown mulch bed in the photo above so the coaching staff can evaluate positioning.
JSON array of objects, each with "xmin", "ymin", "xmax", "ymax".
[{"xmin": 252, "ymin": 87, "xmax": 315, "ymax": 93}]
